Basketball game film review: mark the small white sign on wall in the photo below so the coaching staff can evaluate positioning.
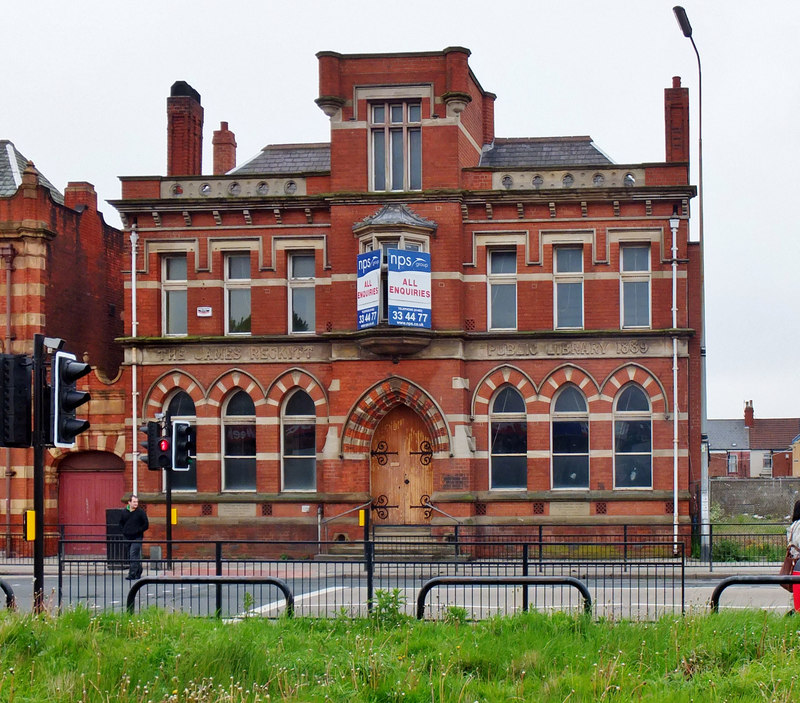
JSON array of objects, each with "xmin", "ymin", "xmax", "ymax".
[{"xmin": 196, "ymin": 306, "xmax": 212, "ymax": 317}]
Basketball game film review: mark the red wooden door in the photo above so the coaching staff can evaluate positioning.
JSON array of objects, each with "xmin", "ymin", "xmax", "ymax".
[{"xmin": 59, "ymin": 469, "xmax": 124, "ymax": 555}]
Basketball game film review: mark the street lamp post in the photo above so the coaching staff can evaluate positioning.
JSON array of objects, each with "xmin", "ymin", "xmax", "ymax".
[{"xmin": 674, "ymin": 6, "xmax": 710, "ymax": 559}]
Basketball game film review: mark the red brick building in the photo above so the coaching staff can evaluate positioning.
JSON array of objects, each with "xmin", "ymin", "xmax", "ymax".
[
  {"xmin": 0, "ymin": 141, "xmax": 126, "ymax": 549},
  {"xmin": 111, "ymin": 48, "xmax": 701, "ymax": 542}
]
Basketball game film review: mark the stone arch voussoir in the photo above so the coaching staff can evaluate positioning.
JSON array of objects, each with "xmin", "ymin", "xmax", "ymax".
[{"xmin": 341, "ymin": 378, "xmax": 450, "ymax": 456}]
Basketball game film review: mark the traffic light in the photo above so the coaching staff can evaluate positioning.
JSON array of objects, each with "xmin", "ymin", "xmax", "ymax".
[
  {"xmin": 51, "ymin": 350, "xmax": 91, "ymax": 448},
  {"xmin": 0, "ymin": 354, "xmax": 32, "ymax": 448},
  {"xmin": 172, "ymin": 420, "xmax": 194, "ymax": 471},
  {"xmin": 139, "ymin": 421, "xmax": 162, "ymax": 470},
  {"xmin": 156, "ymin": 434, "xmax": 172, "ymax": 470}
]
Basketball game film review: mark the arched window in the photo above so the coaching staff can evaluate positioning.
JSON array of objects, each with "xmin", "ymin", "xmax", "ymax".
[
  {"xmin": 551, "ymin": 385, "xmax": 589, "ymax": 489},
  {"xmin": 166, "ymin": 391, "xmax": 196, "ymax": 491},
  {"xmin": 223, "ymin": 391, "xmax": 256, "ymax": 491},
  {"xmin": 489, "ymin": 386, "xmax": 527, "ymax": 490},
  {"xmin": 281, "ymin": 390, "xmax": 317, "ymax": 491},
  {"xmin": 614, "ymin": 385, "xmax": 652, "ymax": 488}
]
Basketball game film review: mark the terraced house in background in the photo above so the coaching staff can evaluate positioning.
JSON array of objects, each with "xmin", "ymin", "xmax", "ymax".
[{"xmin": 2, "ymin": 46, "xmax": 702, "ymax": 548}]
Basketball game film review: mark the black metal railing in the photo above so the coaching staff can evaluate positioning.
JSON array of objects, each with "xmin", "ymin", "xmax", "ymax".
[{"xmin": 54, "ymin": 537, "xmax": 684, "ymax": 620}]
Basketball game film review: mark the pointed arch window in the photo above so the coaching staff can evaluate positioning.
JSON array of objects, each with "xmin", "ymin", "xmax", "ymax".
[
  {"xmin": 166, "ymin": 391, "xmax": 196, "ymax": 491},
  {"xmin": 489, "ymin": 387, "xmax": 527, "ymax": 490},
  {"xmin": 281, "ymin": 390, "xmax": 317, "ymax": 491},
  {"xmin": 551, "ymin": 385, "xmax": 589, "ymax": 489},
  {"xmin": 223, "ymin": 391, "xmax": 256, "ymax": 491},
  {"xmin": 614, "ymin": 385, "xmax": 652, "ymax": 488}
]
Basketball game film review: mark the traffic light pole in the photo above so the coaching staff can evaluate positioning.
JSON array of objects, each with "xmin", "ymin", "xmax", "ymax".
[
  {"xmin": 32, "ymin": 334, "xmax": 47, "ymax": 613},
  {"xmin": 166, "ymin": 459, "xmax": 173, "ymax": 566}
]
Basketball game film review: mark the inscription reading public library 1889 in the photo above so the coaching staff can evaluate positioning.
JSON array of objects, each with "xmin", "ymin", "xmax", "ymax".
[
  {"xmin": 487, "ymin": 340, "xmax": 650, "ymax": 358},
  {"xmin": 152, "ymin": 345, "xmax": 314, "ymax": 363}
]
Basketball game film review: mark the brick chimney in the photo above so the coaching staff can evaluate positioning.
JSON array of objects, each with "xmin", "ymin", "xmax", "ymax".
[
  {"xmin": 664, "ymin": 76, "xmax": 689, "ymax": 163},
  {"xmin": 64, "ymin": 182, "xmax": 97, "ymax": 211},
  {"xmin": 744, "ymin": 400, "xmax": 754, "ymax": 428},
  {"xmin": 212, "ymin": 122, "xmax": 237, "ymax": 175},
  {"xmin": 167, "ymin": 81, "xmax": 203, "ymax": 176}
]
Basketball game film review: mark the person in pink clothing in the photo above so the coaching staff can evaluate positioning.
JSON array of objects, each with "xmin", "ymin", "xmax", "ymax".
[{"xmin": 787, "ymin": 501, "xmax": 800, "ymax": 612}]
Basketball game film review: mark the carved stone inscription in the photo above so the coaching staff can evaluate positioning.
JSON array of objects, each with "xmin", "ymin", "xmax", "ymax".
[
  {"xmin": 147, "ymin": 344, "xmax": 316, "ymax": 364},
  {"xmin": 484, "ymin": 339, "xmax": 662, "ymax": 359}
]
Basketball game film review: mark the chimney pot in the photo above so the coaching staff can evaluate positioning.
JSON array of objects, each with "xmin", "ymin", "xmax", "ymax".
[
  {"xmin": 744, "ymin": 400, "xmax": 754, "ymax": 428},
  {"xmin": 212, "ymin": 121, "xmax": 237, "ymax": 175},
  {"xmin": 167, "ymin": 81, "xmax": 204, "ymax": 176}
]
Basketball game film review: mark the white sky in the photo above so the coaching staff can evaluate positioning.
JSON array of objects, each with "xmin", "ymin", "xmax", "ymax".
[{"xmin": 3, "ymin": 0, "xmax": 799, "ymax": 419}]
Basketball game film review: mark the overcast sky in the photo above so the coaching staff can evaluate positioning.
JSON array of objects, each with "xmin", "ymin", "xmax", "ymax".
[{"xmin": 3, "ymin": 0, "xmax": 798, "ymax": 419}]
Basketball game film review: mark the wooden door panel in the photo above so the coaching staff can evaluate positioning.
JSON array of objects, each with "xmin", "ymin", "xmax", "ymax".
[{"xmin": 370, "ymin": 405, "xmax": 433, "ymax": 524}]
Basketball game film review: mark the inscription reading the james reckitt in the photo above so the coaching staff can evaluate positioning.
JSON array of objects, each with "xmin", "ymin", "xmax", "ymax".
[{"xmin": 152, "ymin": 345, "xmax": 314, "ymax": 363}]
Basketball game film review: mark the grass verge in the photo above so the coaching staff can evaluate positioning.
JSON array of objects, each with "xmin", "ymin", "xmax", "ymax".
[{"xmin": 1, "ymin": 608, "xmax": 800, "ymax": 702}]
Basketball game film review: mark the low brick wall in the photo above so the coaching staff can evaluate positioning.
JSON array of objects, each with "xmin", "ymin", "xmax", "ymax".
[{"xmin": 711, "ymin": 477, "xmax": 800, "ymax": 518}]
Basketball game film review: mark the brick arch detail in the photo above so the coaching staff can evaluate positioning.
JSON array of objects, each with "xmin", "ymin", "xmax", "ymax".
[
  {"xmin": 471, "ymin": 365, "xmax": 537, "ymax": 417},
  {"xmin": 48, "ymin": 436, "xmax": 126, "ymax": 465},
  {"xmin": 207, "ymin": 369, "xmax": 267, "ymax": 413},
  {"xmin": 601, "ymin": 363, "xmax": 669, "ymax": 415},
  {"xmin": 537, "ymin": 364, "xmax": 601, "ymax": 407},
  {"xmin": 341, "ymin": 378, "xmax": 450, "ymax": 455},
  {"xmin": 143, "ymin": 369, "xmax": 206, "ymax": 416},
  {"xmin": 265, "ymin": 368, "xmax": 329, "ymax": 420}
]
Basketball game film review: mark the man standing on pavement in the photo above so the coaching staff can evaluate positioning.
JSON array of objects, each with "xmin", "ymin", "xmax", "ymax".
[{"xmin": 119, "ymin": 495, "xmax": 149, "ymax": 580}]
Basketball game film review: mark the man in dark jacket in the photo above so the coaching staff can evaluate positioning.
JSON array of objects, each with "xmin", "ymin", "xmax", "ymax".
[{"xmin": 119, "ymin": 494, "xmax": 149, "ymax": 580}]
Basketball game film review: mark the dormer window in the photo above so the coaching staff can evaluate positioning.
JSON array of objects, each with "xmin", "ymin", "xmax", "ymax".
[{"xmin": 370, "ymin": 101, "xmax": 422, "ymax": 192}]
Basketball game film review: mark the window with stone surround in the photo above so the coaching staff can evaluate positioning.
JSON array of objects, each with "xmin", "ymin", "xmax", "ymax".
[
  {"xmin": 289, "ymin": 253, "xmax": 316, "ymax": 333},
  {"xmin": 370, "ymin": 101, "xmax": 422, "ymax": 192},
  {"xmin": 614, "ymin": 385, "xmax": 652, "ymax": 488},
  {"xmin": 555, "ymin": 246, "xmax": 583, "ymax": 329},
  {"xmin": 488, "ymin": 249, "xmax": 517, "ymax": 330},
  {"xmin": 225, "ymin": 253, "xmax": 251, "ymax": 335},
  {"xmin": 621, "ymin": 244, "xmax": 651, "ymax": 328},
  {"xmin": 489, "ymin": 386, "xmax": 527, "ymax": 490},
  {"xmin": 281, "ymin": 390, "xmax": 317, "ymax": 491},
  {"xmin": 223, "ymin": 391, "xmax": 256, "ymax": 491},
  {"xmin": 551, "ymin": 385, "xmax": 589, "ymax": 489},
  {"xmin": 162, "ymin": 255, "xmax": 187, "ymax": 336}
]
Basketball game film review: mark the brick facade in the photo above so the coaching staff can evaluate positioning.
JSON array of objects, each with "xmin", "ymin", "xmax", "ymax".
[
  {"xmin": 107, "ymin": 48, "xmax": 700, "ymax": 541},
  {"xmin": 0, "ymin": 155, "xmax": 125, "ymax": 539}
]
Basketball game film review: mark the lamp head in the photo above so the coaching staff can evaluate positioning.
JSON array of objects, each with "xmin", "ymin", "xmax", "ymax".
[{"xmin": 673, "ymin": 6, "xmax": 693, "ymax": 38}]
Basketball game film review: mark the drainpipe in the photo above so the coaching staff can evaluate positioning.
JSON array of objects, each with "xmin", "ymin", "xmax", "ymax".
[
  {"xmin": 130, "ymin": 225, "xmax": 139, "ymax": 494},
  {"xmin": 668, "ymin": 213, "xmax": 680, "ymax": 548},
  {"xmin": 0, "ymin": 244, "xmax": 15, "ymax": 552}
]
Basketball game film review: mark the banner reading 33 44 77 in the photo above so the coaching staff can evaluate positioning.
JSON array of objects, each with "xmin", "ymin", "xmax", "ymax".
[{"xmin": 387, "ymin": 249, "xmax": 431, "ymax": 329}]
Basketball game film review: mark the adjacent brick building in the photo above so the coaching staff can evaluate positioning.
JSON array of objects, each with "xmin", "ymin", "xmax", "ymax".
[
  {"xmin": 0, "ymin": 141, "xmax": 126, "ymax": 550},
  {"xmin": 110, "ymin": 48, "xmax": 701, "ymax": 543}
]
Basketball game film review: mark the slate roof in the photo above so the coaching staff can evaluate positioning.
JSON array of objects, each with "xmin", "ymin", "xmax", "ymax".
[
  {"xmin": 750, "ymin": 419, "xmax": 800, "ymax": 451},
  {"xmin": 706, "ymin": 417, "xmax": 800, "ymax": 451},
  {"xmin": 231, "ymin": 143, "xmax": 331, "ymax": 176},
  {"xmin": 707, "ymin": 420, "xmax": 750, "ymax": 451},
  {"xmin": 0, "ymin": 140, "xmax": 63, "ymax": 204},
  {"xmin": 479, "ymin": 137, "xmax": 614, "ymax": 168}
]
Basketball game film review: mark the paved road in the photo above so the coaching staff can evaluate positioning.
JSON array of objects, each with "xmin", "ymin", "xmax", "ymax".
[{"xmin": 2, "ymin": 565, "xmax": 796, "ymax": 618}]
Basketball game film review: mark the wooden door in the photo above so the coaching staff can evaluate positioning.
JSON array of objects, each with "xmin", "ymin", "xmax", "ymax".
[
  {"xmin": 370, "ymin": 405, "xmax": 433, "ymax": 524},
  {"xmin": 59, "ymin": 470, "xmax": 124, "ymax": 555}
]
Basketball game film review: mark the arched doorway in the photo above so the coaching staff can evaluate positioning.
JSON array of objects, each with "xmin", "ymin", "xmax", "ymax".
[{"xmin": 370, "ymin": 405, "xmax": 433, "ymax": 524}]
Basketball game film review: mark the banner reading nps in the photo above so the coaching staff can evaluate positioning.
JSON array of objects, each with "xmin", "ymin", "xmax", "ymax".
[
  {"xmin": 387, "ymin": 249, "xmax": 431, "ymax": 328},
  {"xmin": 356, "ymin": 251, "xmax": 381, "ymax": 329}
]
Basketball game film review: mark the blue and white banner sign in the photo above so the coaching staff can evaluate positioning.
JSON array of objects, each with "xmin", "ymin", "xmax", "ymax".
[
  {"xmin": 387, "ymin": 249, "xmax": 431, "ymax": 329},
  {"xmin": 356, "ymin": 250, "xmax": 381, "ymax": 329}
]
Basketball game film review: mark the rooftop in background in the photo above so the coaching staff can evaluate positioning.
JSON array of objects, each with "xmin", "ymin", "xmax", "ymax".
[{"xmin": 0, "ymin": 140, "xmax": 64, "ymax": 204}]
